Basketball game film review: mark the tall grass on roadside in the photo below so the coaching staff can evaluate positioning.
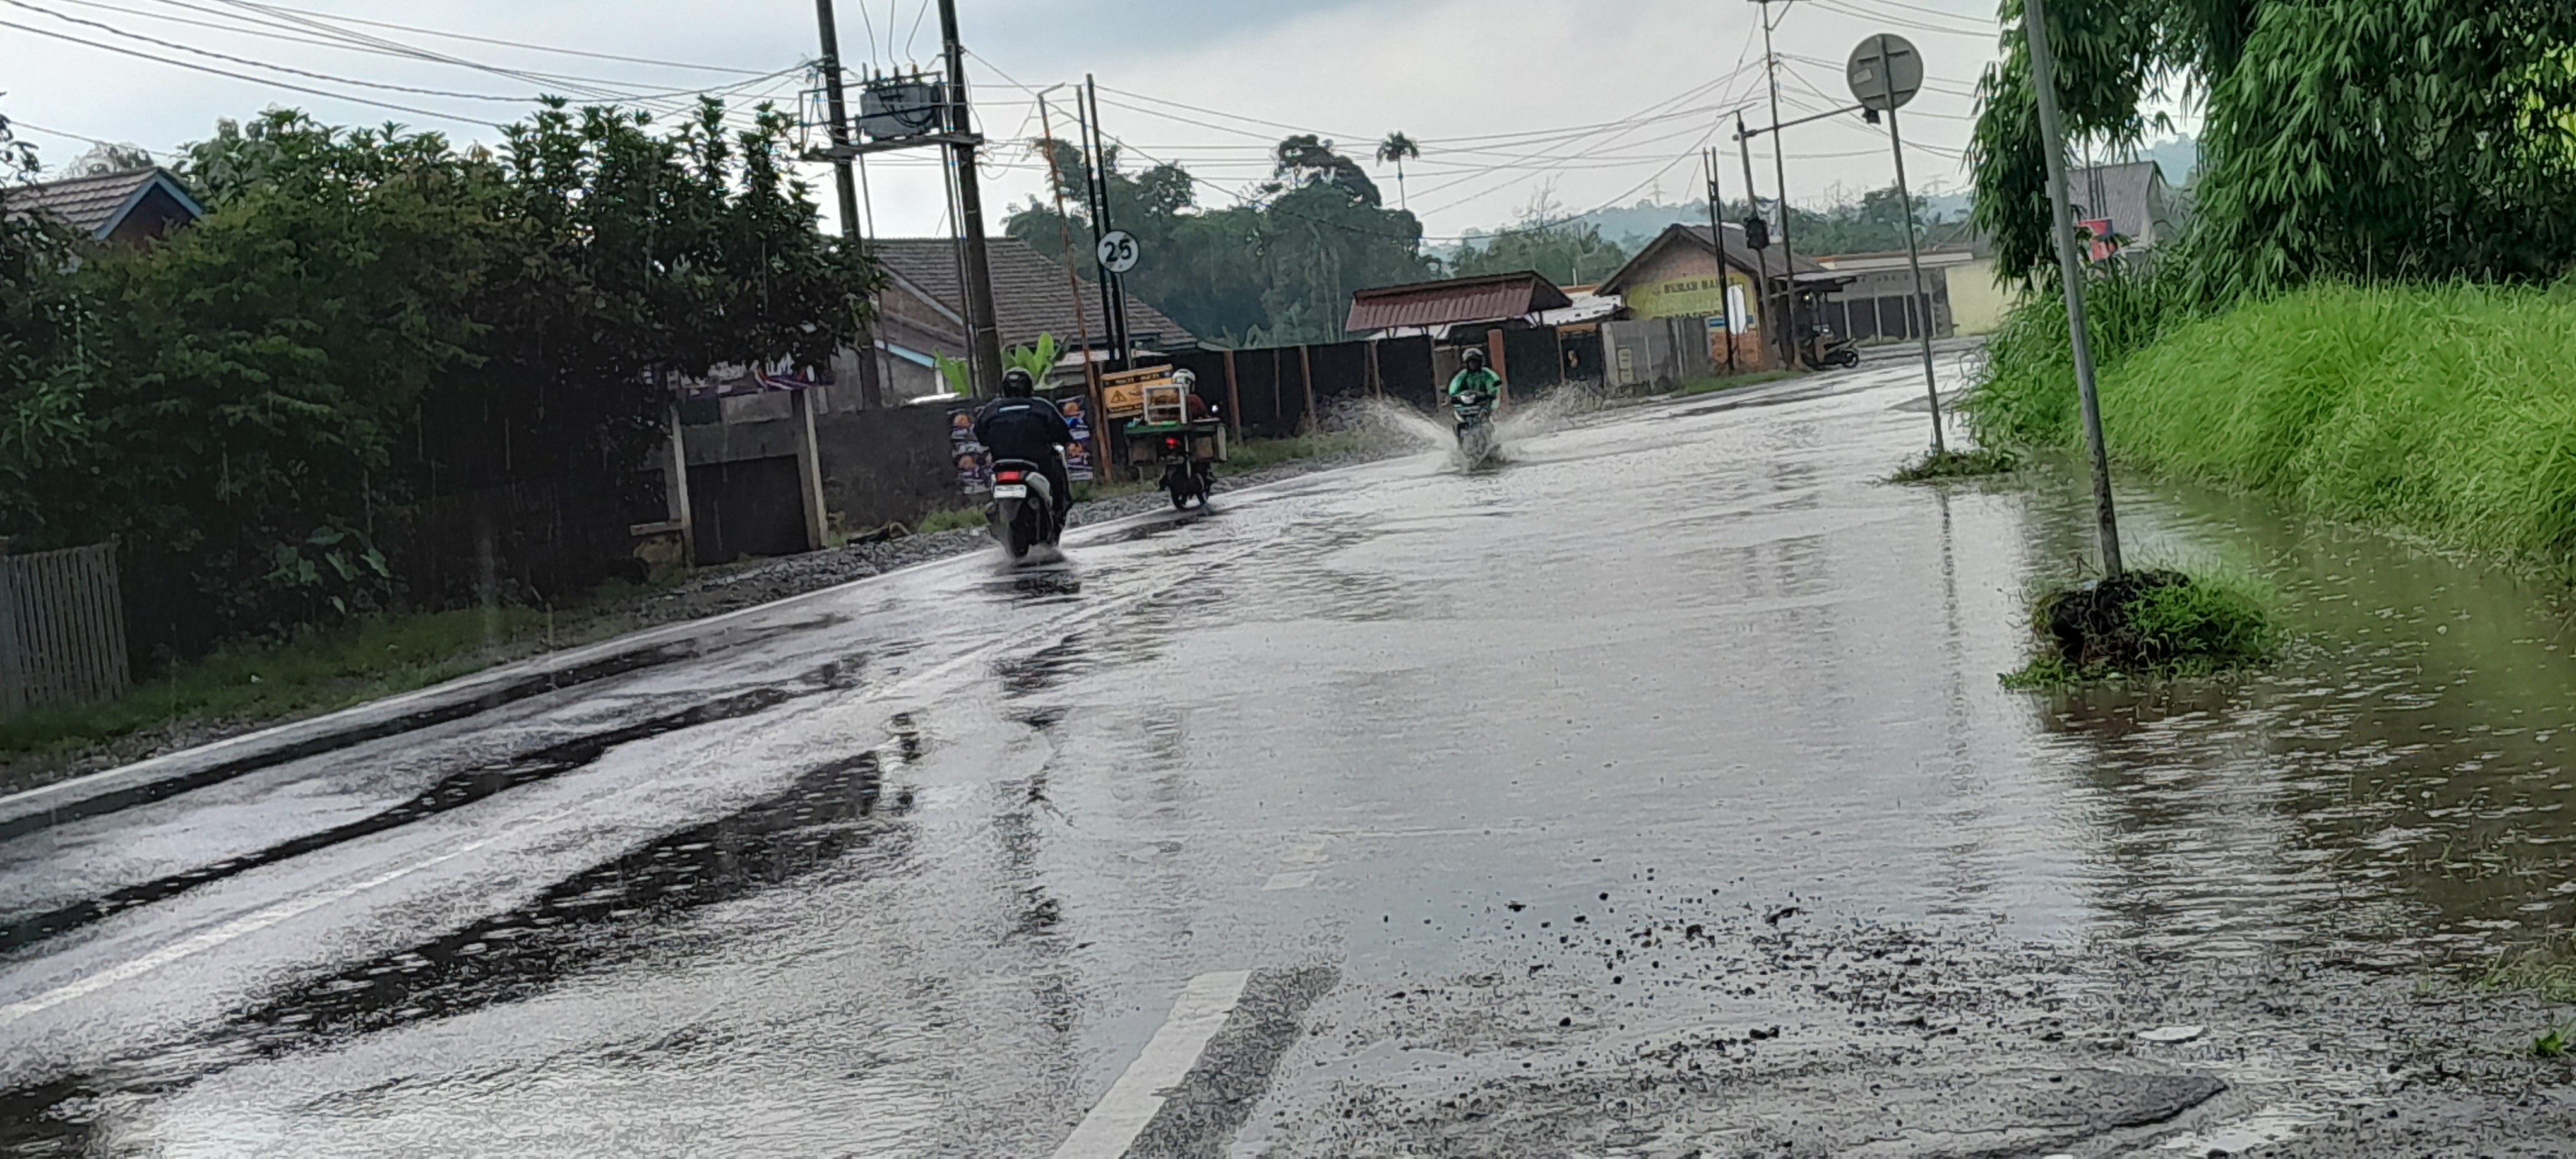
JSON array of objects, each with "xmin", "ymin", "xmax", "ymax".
[
  {"xmin": 1963, "ymin": 259, "xmax": 2206, "ymax": 448},
  {"xmin": 1968, "ymin": 278, "xmax": 2576, "ymax": 568}
]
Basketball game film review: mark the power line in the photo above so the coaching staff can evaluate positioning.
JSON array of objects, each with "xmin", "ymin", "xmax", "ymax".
[
  {"xmin": 4, "ymin": 0, "xmax": 542, "ymax": 102},
  {"xmin": 190, "ymin": 0, "xmax": 771, "ymax": 73},
  {"xmin": 0, "ymin": 17, "xmax": 506, "ymax": 125}
]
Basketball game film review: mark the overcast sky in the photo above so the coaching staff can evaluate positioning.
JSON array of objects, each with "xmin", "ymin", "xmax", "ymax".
[{"xmin": 3, "ymin": 0, "xmax": 2039, "ymax": 241}]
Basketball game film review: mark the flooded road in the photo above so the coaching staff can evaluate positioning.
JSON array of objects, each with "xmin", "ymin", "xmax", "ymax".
[{"xmin": 4, "ymin": 358, "xmax": 2574, "ymax": 1155}]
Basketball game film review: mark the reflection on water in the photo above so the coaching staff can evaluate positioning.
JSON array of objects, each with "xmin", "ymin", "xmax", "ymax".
[{"xmin": 2014, "ymin": 461, "xmax": 2576, "ymax": 968}]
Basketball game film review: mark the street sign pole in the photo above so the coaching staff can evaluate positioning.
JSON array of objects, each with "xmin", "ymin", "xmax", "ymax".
[
  {"xmin": 2022, "ymin": 0, "xmax": 2124, "ymax": 574},
  {"xmin": 1847, "ymin": 32, "xmax": 1944, "ymax": 451}
]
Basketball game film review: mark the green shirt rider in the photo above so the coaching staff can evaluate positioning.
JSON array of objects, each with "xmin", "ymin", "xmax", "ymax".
[{"xmin": 1447, "ymin": 347, "xmax": 1501, "ymax": 439}]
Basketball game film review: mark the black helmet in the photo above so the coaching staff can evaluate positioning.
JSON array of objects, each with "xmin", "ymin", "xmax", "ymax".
[
  {"xmin": 1461, "ymin": 347, "xmax": 1488, "ymax": 367},
  {"xmin": 1000, "ymin": 367, "xmax": 1037, "ymax": 396}
]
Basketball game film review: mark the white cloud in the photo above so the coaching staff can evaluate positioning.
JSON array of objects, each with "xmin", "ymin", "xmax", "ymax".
[{"xmin": 3, "ymin": 0, "xmax": 2005, "ymax": 239}]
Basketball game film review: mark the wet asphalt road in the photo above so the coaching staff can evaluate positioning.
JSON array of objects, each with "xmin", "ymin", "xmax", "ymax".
[{"xmin": 7, "ymin": 357, "xmax": 2576, "ymax": 1156}]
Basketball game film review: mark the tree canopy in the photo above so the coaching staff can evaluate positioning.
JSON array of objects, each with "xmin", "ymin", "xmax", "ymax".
[
  {"xmin": 1006, "ymin": 134, "xmax": 1432, "ymax": 346},
  {"xmin": 1971, "ymin": 0, "xmax": 2576, "ymax": 299},
  {"xmin": 0, "ymin": 100, "xmax": 879, "ymax": 658}
]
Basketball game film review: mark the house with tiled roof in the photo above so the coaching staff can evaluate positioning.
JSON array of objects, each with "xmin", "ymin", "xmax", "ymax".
[
  {"xmin": 868, "ymin": 235, "xmax": 1198, "ymax": 358},
  {"xmin": 3, "ymin": 167, "xmax": 202, "ymax": 244}
]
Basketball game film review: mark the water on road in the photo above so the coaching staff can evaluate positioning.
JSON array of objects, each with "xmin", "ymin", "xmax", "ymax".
[{"xmin": 4, "ymin": 357, "xmax": 2573, "ymax": 1156}]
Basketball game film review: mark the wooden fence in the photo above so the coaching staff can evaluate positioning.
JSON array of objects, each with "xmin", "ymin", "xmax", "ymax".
[{"xmin": 1, "ymin": 543, "xmax": 131, "ymax": 713}]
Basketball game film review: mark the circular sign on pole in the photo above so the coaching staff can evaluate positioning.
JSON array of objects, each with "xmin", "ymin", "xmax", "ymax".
[
  {"xmin": 1095, "ymin": 229, "xmax": 1141, "ymax": 274},
  {"xmin": 1847, "ymin": 33, "xmax": 1924, "ymax": 112}
]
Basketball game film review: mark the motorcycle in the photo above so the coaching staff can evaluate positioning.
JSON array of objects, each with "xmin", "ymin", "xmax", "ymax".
[
  {"xmin": 1798, "ymin": 324, "xmax": 1861, "ymax": 370},
  {"xmin": 1453, "ymin": 390, "xmax": 1499, "ymax": 467},
  {"xmin": 986, "ymin": 458, "xmax": 1063, "ymax": 561}
]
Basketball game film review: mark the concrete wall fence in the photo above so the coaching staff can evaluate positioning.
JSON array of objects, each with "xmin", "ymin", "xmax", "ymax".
[{"xmin": 1, "ymin": 542, "xmax": 131, "ymax": 713}]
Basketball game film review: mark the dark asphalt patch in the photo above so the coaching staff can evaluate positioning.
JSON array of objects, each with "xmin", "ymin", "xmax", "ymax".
[
  {"xmin": 1122, "ymin": 965, "xmax": 1339, "ymax": 1159},
  {"xmin": 0, "ymin": 657, "xmax": 870, "ymax": 956},
  {"xmin": 0, "ymin": 638, "xmax": 716, "ymax": 843},
  {"xmin": 0, "ymin": 746, "xmax": 912, "ymax": 1151}
]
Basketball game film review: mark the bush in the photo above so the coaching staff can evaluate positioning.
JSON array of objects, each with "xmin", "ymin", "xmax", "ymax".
[
  {"xmin": 2005, "ymin": 569, "xmax": 2279, "ymax": 687},
  {"xmin": 1889, "ymin": 446, "xmax": 2018, "ymax": 484}
]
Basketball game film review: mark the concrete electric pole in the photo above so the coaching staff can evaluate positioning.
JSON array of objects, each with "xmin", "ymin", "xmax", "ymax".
[
  {"xmin": 937, "ymin": 0, "xmax": 1006, "ymax": 396},
  {"xmin": 2022, "ymin": 0, "xmax": 2125, "ymax": 573}
]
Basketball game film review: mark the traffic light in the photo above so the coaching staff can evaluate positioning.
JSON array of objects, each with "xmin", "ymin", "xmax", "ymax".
[{"xmin": 1742, "ymin": 215, "xmax": 1771, "ymax": 251}]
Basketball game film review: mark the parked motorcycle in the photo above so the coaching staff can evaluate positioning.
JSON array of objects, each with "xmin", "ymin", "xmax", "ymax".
[
  {"xmin": 986, "ymin": 458, "xmax": 1063, "ymax": 561},
  {"xmin": 1799, "ymin": 324, "xmax": 1861, "ymax": 370}
]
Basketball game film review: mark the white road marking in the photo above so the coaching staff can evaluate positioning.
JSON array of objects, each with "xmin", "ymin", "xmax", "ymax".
[
  {"xmin": 1050, "ymin": 970, "xmax": 1253, "ymax": 1159},
  {"xmin": 1260, "ymin": 871, "xmax": 1316, "ymax": 891}
]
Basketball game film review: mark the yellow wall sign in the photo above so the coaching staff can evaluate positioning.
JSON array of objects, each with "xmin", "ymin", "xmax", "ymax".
[{"xmin": 1625, "ymin": 271, "xmax": 1756, "ymax": 321}]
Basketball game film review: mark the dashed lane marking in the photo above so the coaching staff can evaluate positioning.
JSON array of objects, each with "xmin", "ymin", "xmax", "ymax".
[{"xmin": 1050, "ymin": 970, "xmax": 1253, "ymax": 1159}]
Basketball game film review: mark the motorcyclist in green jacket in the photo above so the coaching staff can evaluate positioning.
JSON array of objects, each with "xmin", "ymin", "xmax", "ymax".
[{"xmin": 1447, "ymin": 347, "xmax": 1501, "ymax": 439}]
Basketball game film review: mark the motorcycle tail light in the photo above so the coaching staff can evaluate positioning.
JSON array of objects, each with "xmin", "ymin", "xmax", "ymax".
[{"xmin": 996, "ymin": 470, "xmax": 1023, "ymax": 482}]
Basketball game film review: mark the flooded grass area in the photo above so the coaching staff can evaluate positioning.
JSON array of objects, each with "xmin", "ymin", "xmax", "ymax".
[
  {"xmin": 1890, "ymin": 445, "xmax": 2020, "ymax": 484},
  {"xmin": 2009, "ymin": 453, "xmax": 2576, "ymax": 977}
]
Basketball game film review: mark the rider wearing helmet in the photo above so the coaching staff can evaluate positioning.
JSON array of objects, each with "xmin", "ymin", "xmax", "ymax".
[
  {"xmin": 1174, "ymin": 368, "xmax": 1214, "ymax": 421},
  {"xmin": 974, "ymin": 367, "xmax": 1076, "ymax": 518},
  {"xmin": 1447, "ymin": 346, "xmax": 1501, "ymax": 437}
]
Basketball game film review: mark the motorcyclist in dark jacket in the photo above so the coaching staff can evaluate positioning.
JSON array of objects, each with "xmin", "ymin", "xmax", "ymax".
[{"xmin": 974, "ymin": 367, "xmax": 1076, "ymax": 518}]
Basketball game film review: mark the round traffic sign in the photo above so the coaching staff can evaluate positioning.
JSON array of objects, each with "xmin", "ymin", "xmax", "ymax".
[
  {"xmin": 1095, "ymin": 229, "xmax": 1140, "ymax": 274},
  {"xmin": 1847, "ymin": 33, "xmax": 1924, "ymax": 112}
]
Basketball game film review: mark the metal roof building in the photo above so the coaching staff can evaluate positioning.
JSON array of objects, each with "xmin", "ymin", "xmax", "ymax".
[{"xmin": 1344, "ymin": 271, "xmax": 1575, "ymax": 335}]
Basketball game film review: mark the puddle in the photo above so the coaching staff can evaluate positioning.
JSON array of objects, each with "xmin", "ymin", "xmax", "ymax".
[{"xmin": 0, "ymin": 748, "xmax": 912, "ymax": 1151}]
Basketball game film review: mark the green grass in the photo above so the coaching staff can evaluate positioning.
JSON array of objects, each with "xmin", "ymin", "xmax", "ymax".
[
  {"xmin": 1967, "ymin": 278, "xmax": 2576, "ymax": 568},
  {"xmin": 1222, "ymin": 429, "xmax": 1386, "ymax": 471},
  {"xmin": 1889, "ymin": 446, "xmax": 2019, "ymax": 484},
  {"xmin": 0, "ymin": 606, "xmax": 565, "ymax": 764},
  {"xmin": 914, "ymin": 506, "xmax": 987, "ymax": 535},
  {"xmin": 2002, "ymin": 568, "xmax": 2281, "ymax": 688},
  {"xmin": 1674, "ymin": 369, "xmax": 1800, "ymax": 397}
]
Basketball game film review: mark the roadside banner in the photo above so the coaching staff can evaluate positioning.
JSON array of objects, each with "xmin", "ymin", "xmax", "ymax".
[
  {"xmin": 949, "ymin": 407, "xmax": 989, "ymax": 493},
  {"xmin": 1059, "ymin": 394, "xmax": 1097, "ymax": 482}
]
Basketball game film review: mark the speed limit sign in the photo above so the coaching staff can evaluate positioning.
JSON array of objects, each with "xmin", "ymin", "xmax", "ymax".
[{"xmin": 1095, "ymin": 229, "xmax": 1140, "ymax": 274}]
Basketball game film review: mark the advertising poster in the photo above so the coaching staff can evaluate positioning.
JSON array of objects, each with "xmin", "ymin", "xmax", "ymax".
[
  {"xmin": 948, "ymin": 407, "xmax": 989, "ymax": 493},
  {"xmin": 1057, "ymin": 394, "xmax": 1097, "ymax": 482}
]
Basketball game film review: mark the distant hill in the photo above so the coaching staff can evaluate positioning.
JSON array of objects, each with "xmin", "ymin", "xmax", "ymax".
[{"xmin": 2140, "ymin": 136, "xmax": 2200, "ymax": 187}]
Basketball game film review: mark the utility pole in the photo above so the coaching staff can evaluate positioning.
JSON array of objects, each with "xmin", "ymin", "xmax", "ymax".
[
  {"xmin": 936, "ymin": 0, "xmax": 1004, "ymax": 395},
  {"xmin": 1753, "ymin": 0, "xmax": 1803, "ymax": 368},
  {"xmin": 1082, "ymin": 76, "xmax": 1133, "ymax": 370},
  {"xmin": 1735, "ymin": 114, "xmax": 1777, "ymax": 368},
  {"xmin": 1035, "ymin": 87, "xmax": 1100, "ymax": 394},
  {"xmin": 1704, "ymin": 148, "xmax": 1738, "ymax": 378},
  {"xmin": 1886, "ymin": 102, "xmax": 1943, "ymax": 451},
  {"xmin": 2023, "ymin": 0, "xmax": 2124, "ymax": 573},
  {"xmin": 811, "ymin": 0, "xmax": 861, "ymax": 238}
]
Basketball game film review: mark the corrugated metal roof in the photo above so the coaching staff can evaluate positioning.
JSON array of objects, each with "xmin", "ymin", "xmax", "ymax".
[
  {"xmin": 1344, "ymin": 272, "xmax": 1574, "ymax": 333},
  {"xmin": 2, "ymin": 167, "xmax": 200, "ymax": 239}
]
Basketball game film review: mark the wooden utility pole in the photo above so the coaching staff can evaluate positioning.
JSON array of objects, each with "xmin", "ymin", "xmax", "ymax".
[
  {"xmin": 1736, "ymin": 116, "xmax": 1779, "ymax": 369},
  {"xmin": 1753, "ymin": 0, "xmax": 1804, "ymax": 366},
  {"xmin": 1705, "ymin": 148, "xmax": 1738, "ymax": 378}
]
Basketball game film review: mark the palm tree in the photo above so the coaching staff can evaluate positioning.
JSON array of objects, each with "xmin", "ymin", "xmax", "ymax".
[{"xmin": 1375, "ymin": 131, "xmax": 1421, "ymax": 211}]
